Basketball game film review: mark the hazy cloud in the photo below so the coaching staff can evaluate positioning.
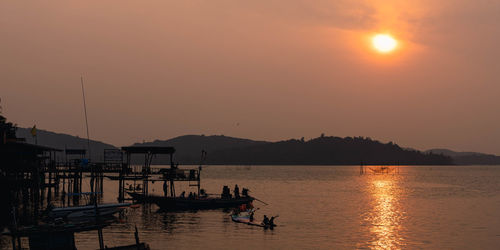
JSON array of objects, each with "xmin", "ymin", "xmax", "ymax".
[{"xmin": 1, "ymin": 1, "xmax": 499, "ymax": 154}]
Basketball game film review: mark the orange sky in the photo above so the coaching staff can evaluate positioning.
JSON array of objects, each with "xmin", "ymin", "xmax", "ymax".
[{"xmin": 1, "ymin": 1, "xmax": 499, "ymax": 154}]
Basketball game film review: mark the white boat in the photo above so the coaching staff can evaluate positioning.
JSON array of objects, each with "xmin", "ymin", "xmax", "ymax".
[{"xmin": 48, "ymin": 203, "xmax": 131, "ymax": 220}]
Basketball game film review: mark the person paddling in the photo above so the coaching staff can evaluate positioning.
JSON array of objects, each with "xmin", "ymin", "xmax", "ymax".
[
  {"xmin": 269, "ymin": 216, "xmax": 276, "ymax": 226},
  {"xmin": 262, "ymin": 215, "xmax": 269, "ymax": 225}
]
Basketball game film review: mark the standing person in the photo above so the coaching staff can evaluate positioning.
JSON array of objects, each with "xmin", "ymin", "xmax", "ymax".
[
  {"xmin": 234, "ymin": 184, "xmax": 240, "ymax": 198},
  {"xmin": 163, "ymin": 181, "xmax": 168, "ymax": 197}
]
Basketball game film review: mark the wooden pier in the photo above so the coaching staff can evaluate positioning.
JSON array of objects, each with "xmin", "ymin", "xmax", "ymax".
[{"xmin": 1, "ymin": 143, "xmax": 179, "ymax": 249}]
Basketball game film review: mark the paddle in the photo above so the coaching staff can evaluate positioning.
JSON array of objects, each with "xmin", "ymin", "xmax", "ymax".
[{"xmin": 253, "ymin": 197, "xmax": 269, "ymax": 206}]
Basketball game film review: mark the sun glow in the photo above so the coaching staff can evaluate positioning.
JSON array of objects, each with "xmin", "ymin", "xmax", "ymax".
[{"xmin": 372, "ymin": 34, "xmax": 398, "ymax": 53}]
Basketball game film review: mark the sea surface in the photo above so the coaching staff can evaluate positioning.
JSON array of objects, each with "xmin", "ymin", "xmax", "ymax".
[{"xmin": 3, "ymin": 165, "xmax": 500, "ymax": 249}]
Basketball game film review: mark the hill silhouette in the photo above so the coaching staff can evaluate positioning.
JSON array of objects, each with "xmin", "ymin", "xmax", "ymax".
[
  {"xmin": 133, "ymin": 135, "xmax": 452, "ymax": 165},
  {"xmin": 14, "ymin": 127, "xmax": 454, "ymax": 165},
  {"xmin": 203, "ymin": 136, "xmax": 452, "ymax": 165},
  {"xmin": 133, "ymin": 135, "xmax": 267, "ymax": 164},
  {"xmin": 426, "ymin": 149, "xmax": 500, "ymax": 165},
  {"xmin": 16, "ymin": 127, "xmax": 118, "ymax": 161}
]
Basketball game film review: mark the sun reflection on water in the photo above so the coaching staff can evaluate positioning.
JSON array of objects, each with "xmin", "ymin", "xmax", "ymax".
[{"xmin": 368, "ymin": 177, "xmax": 404, "ymax": 249}]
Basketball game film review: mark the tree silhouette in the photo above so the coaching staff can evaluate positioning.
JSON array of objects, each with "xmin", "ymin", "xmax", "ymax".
[{"xmin": 0, "ymin": 100, "xmax": 17, "ymax": 144}]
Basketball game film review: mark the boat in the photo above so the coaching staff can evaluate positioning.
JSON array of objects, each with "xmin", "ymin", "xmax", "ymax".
[
  {"xmin": 103, "ymin": 242, "xmax": 150, "ymax": 250},
  {"xmin": 104, "ymin": 175, "xmax": 144, "ymax": 181},
  {"xmin": 48, "ymin": 203, "xmax": 131, "ymax": 220},
  {"xmin": 102, "ymin": 226, "xmax": 150, "ymax": 250},
  {"xmin": 231, "ymin": 213, "xmax": 276, "ymax": 228},
  {"xmin": 4, "ymin": 220, "xmax": 112, "ymax": 250},
  {"xmin": 119, "ymin": 146, "xmax": 258, "ymax": 211},
  {"xmin": 127, "ymin": 191, "xmax": 254, "ymax": 210}
]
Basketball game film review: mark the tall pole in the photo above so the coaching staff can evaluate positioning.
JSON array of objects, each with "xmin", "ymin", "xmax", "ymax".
[
  {"xmin": 81, "ymin": 76, "xmax": 91, "ymax": 161},
  {"xmin": 81, "ymin": 75, "xmax": 103, "ymax": 249}
]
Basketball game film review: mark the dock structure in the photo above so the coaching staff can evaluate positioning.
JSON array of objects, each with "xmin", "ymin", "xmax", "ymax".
[
  {"xmin": 118, "ymin": 146, "xmax": 201, "ymax": 202},
  {"xmin": 0, "ymin": 116, "xmax": 156, "ymax": 249},
  {"xmin": 3, "ymin": 143, "xmax": 202, "ymax": 213},
  {"xmin": 1, "ymin": 142, "xmax": 163, "ymax": 250},
  {"xmin": 359, "ymin": 165, "xmax": 400, "ymax": 175},
  {"xmin": 1, "ymin": 141, "xmax": 61, "ymax": 224}
]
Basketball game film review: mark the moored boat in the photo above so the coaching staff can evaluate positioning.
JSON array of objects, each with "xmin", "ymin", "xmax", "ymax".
[
  {"xmin": 48, "ymin": 203, "xmax": 131, "ymax": 220},
  {"xmin": 127, "ymin": 191, "xmax": 254, "ymax": 210}
]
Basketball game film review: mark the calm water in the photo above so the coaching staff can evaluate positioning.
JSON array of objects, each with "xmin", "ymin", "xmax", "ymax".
[{"xmin": 4, "ymin": 165, "xmax": 500, "ymax": 249}]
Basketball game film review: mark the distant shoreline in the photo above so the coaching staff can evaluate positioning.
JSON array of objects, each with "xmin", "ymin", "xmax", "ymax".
[
  {"xmin": 16, "ymin": 128, "xmax": 500, "ymax": 165},
  {"xmin": 152, "ymin": 163, "xmax": 458, "ymax": 166}
]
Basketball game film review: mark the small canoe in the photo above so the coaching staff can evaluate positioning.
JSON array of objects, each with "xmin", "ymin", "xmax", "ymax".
[{"xmin": 231, "ymin": 214, "xmax": 276, "ymax": 228}]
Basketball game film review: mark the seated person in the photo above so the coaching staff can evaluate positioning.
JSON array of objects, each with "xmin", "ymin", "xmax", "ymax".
[{"xmin": 262, "ymin": 215, "xmax": 269, "ymax": 225}]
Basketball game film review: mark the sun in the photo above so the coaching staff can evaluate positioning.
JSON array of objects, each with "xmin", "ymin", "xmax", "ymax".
[{"xmin": 372, "ymin": 34, "xmax": 398, "ymax": 53}]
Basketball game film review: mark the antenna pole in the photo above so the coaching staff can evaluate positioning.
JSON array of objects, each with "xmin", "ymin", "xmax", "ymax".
[
  {"xmin": 81, "ymin": 75, "xmax": 104, "ymax": 249},
  {"xmin": 81, "ymin": 76, "xmax": 91, "ymax": 161}
]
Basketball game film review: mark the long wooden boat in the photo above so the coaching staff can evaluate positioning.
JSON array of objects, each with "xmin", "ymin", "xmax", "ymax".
[
  {"xmin": 104, "ymin": 243, "xmax": 150, "ymax": 250},
  {"xmin": 127, "ymin": 192, "xmax": 254, "ymax": 210},
  {"xmin": 104, "ymin": 175, "xmax": 144, "ymax": 181},
  {"xmin": 48, "ymin": 203, "xmax": 131, "ymax": 220}
]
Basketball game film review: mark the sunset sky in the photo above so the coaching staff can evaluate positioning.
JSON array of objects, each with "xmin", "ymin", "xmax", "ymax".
[{"xmin": 1, "ymin": 1, "xmax": 499, "ymax": 154}]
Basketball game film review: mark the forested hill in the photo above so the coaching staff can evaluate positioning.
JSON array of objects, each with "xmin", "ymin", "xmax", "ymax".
[
  {"xmin": 13, "ymin": 127, "xmax": 453, "ymax": 165},
  {"xmin": 132, "ymin": 135, "xmax": 267, "ymax": 164},
  {"xmin": 426, "ymin": 149, "xmax": 500, "ymax": 165},
  {"xmin": 204, "ymin": 136, "xmax": 453, "ymax": 165},
  {"xmin": 133, "ymin": 135, "xmax": 453, "ymax": 165},
  {"xmin": 16, "ymin": 127, "xmax": 118, "ymax": 161}
]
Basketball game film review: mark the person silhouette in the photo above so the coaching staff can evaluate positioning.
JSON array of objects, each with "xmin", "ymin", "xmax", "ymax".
[
  {"xmin": 262, "ymin": 215, "xmax": 269, "ymax": 225},
  {"xmin": 269, "ymin": 216, "xmax": 276, "ymax": 226},
  {"xmin": 234, "ymin": 184, "xmax": 240, "ymax": 198}
]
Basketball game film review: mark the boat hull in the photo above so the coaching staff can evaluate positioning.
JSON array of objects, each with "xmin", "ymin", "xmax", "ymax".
[
  {"xmin": 49, "ymin": 203, "xmax": 131, "ymax": 220},
  {"xmin": 127, "ymin": 192, "xmax": 254, "ymax": 210},
  {"xmin": 231, "ymin": 215, "xmax": 276, "ymax": 228}
]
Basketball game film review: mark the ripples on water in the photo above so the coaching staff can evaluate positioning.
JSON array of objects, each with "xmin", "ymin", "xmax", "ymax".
[{"xmin": 3, "ymin": 165, "xmax": 500, "ymax": 249}]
